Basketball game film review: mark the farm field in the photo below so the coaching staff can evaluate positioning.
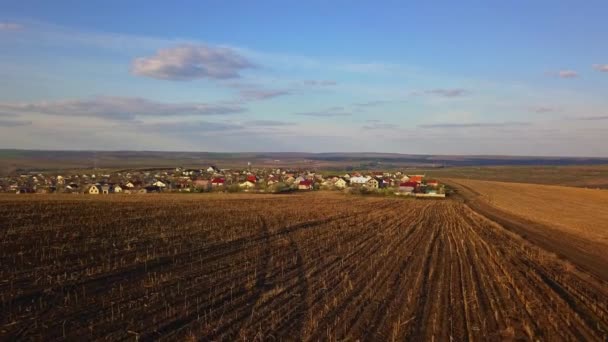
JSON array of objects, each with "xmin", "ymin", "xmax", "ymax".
[
  {"xmin": 426, "ymin": 165, "xmax": 608, "ymax": 188},
  {"xmin": 447, "ymin": 178, "xmax": 608, "ymax": 280},
  {"xmin": 1, "ymin": 193, "xmax": 607, "ymax": 340}
]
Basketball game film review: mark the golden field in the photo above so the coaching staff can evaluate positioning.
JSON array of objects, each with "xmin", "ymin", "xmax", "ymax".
[{"xmin": 449, "ymin": 179, "xmax": 608, "ymax": 246}]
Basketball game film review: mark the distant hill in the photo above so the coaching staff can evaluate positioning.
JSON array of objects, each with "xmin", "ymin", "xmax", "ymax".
[{"xmin": 2, "ymin": 149, "xmax": 608, "ymax": 175}]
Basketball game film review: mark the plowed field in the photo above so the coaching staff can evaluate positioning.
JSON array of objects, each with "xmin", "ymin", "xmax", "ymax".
[
  {"xmin": 1, "ymin": 194, "xmax": 607, "ymax": 340},
  {"xmin": 446, "ymin": 178, "xmax": 608, "ymax": 281}
]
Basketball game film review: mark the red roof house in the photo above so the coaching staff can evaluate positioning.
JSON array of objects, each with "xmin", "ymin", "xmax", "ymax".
[
  {"xmin": 426, "ymin": 179, "xmax": 439, "ymax": 187},
  {"xmin": 298, "ymin": 179, "xmax": 313, "ymax": 190},
  {"xmin": 408, "ymin": 175, "xmax": 423, "ymax": 183},
  {"xmin": 211, "ymin": 178, "xmax": 225, "ymax": 186}
]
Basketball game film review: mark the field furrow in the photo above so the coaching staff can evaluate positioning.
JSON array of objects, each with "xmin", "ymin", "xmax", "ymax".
[{"xmin": 1, "ymin": 193, "xmax": 607, "ymax": 340}]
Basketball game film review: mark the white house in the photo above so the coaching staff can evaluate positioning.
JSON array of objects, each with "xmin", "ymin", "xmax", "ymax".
[
  {"xmin": 113, "ymin": 185, "xmax": 123, "ymax": 193},
  {"xmin": 334, "ymin": 178, "xmax": 348, "ymax": 189},
  {"xmin": 153, "ymin": 180, "xmax": 167, "ymax": 188},
  {"xmin": 349, "ymin": 176, "xmax": 371, "ymax": 185},
  {"xmin": 240, "ymin": 180, "xmax": 256, "ymax": 189},
  {"xmin": 88, "ymin": 185, "xmax": 100, "ymax": 195},
  {"xmin": 366, "ymin": 178, "xmax": 379, "ymax": 189}
]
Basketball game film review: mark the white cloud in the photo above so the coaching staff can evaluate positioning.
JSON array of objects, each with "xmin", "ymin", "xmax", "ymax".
[
  {"xmin": 530, "ymin": 106, "xmax": 558, "ymax": 113},
  {"xmin": 238, "ymin": 89, "xmax": 290, "ymax": 101},
  {"xmin": 575, "ymin": 115, "xmax": 608, "ymax": 121},
  {"xmin": 558, "ymin": 70, "xmax": 579, "ymax": 78},
  {"xmin": 419, "ymin": 122, "xmax": 530, "ymax": 129},
  {"xmin": 245, "ymin": 120, "xmax": 292, "ymax": 126},
  {"xmin": 131, "ymin": 44, "xmax": 256, "ymax": 81},
  {"xmin": 414, "ymin": 88, "xmax": 470, "ymax": 97},
  {"xmin": 0, "ymin": 119, "xmax": 31, "ymax": 127},
  {"xmin": 592, "ymin": 64, "xmax": 608, "ymax": 72},
  {"xmin": 302, "ymin": 80, "xmax": 337, "ymax": 86},
  {"xmin": 295, "ymin": 106, "xmax": 352, "ymax": 117},
  {"xmin": 0, "ymin": 22, "xmax": 23, "ymax": 31},
  {"xmin": 0, "ymin": 96, "xmax": 246, "ymax": 121}
]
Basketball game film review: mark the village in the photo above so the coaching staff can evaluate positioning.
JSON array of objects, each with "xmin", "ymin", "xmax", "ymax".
[{"xmin": 0, "ymin": 165, "xmax": 446, "ymax": 197}]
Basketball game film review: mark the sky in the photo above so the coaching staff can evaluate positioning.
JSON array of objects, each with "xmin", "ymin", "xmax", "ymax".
[{"xmin": 1, "ymin": 1, "xmax": 607, "ymax": 156}]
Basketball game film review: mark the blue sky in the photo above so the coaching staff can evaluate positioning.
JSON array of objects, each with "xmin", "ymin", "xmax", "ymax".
[{"xmin": 1, "ymin": 1, "xmax": 607, "ymax": 156}]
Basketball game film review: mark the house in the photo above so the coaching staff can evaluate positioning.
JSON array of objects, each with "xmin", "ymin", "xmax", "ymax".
[
  {"xmin": 240, "ymin": 180, "xmax": 256, "ymax": 189},
  {"xmin": 334, "ymin": 178, "xmax": 348, "ymax": 189},
  {"xmin": 211, "ymin": 178, "xmax": 225, "ymax": 187},
  {"xmin": 207, "ymin": 166, "xmax": 219, "ymax": 173},
  {"xmin": 381, "ymin": 179, "xmax": 393, "ymax": 188},
  {"xmin": 153, "ymin": 180, "xmax": 167, "ymax": 188},
  {"xmin": 88, "ymin": 185, "xmax": 100, "ymax": 195},
  {"xmin": 366, "ymin": 178, "xmax": 379, "ymax": 189},
  {"xmin": 408, "ymin": 175, "xmax": 424, "ymax": 183},
  {"xmin": 246, "ymin": 175, "xmax": 257, "ymax": 183},
  {"xmin": 66, "ymin": 183, "xmax": 79, "ymax": 191},
  {"xmin": 372, "ymin": 171, "xmax": 384, "ymax": 178},
  {"xmin": 113, "ymin": 185, "xmax": 123, "ymax": 193},
  {"xmin": 350, "ymin": 176, "xmax": 371, "ymax": 186},
  {"xmin": 426, "ymin": 179, "xmax": 439, "ymax": 187},
  {"xmin": 298, "ymin": 179, "xmax": 313, "ymax": 190},
  {"xmin": 399, "ymin": 181, "xmax": 419, "ymax": 193},
  {"xmin": 193, "ymin": 179, "xmax": 210, "ymax": 190},
  {"xmin": 124, "ymin": 182, "xmax": 135, "ymax": 188},
  {"xmin": 17, "ymin": 187, "xmax": 35, "ymax": 194},
  {"xmin": 100, "ymin": 185, "xmax": 110, "ymax": 194}
]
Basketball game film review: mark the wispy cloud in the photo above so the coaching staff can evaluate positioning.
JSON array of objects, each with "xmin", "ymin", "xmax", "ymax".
[
  {"xmin": 131, "ymin": 44, "xmax": 256, "ymax": 81},
  {"xmin": 0, "ymin": 22, "xmax": 23, "ymax": 31},
  {"xmin": 238, "ymin": 89, "xmax": 290, "ymax": 101},
  {"xmin": 362, "ymin": 122, "xmax": 397, "ymax": 130},
  {"xmin": 592, "ymin": 64, "xmax": 608, "ymax": 72},
  {"xmin": 557, "ymin": 70, "xmax": 579, "ymax": 78},
  {"xmin": 295, "ymin": 109, "xmax": 351, "ymax": 117},
  {"xmin": 413, "ymin": 89, "xmax": 470, "ymax": 97},
  {"xmin": 0, "ymin": 119, "xmax": 31, "ymax": 127},
  {"xmin": 0, "ymin": 96, "xmax": 246, "ymax": 121},
  {"xmin": 302, "ymin": 80, "xmax": 337, "ymax": 86},
  {"xmin": 419, "ymin": 122, "xmax": 530, "ymax": 129},
  {"xmin": 354, "ymin": 100, "xmax": 393, "ymax": 107},
  {"xmin": 574, "ymin": 115, "xmax": 608, "ymax": 121},
  {"xmin": 245, "ymin": 120, "xmax": 293, "ymax": 126},
  {"xmin": 338, "ymin": 62, "xmax": 402, "ymax": 74},
  {"xmin": 139, "ymin": 120, "xmax": 244, "ymax": 133},
  {"xmin": 530, "ymin": 106, "xmax": 558, "ymax": 113}
]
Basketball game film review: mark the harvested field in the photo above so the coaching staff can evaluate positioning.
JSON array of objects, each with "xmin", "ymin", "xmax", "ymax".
[
  {"xmin": 447, "ymin": 179, "xmax": 608, "ymax": 280},
  {"xmin": 1, "ymin": 193, "xmax": 607, "ymax": 340}
]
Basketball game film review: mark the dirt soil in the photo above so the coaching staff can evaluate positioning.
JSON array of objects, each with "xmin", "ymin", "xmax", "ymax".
[
  {"xmin": 445, "ymin": 179, "xmax": 608, "ymax": 282},
  {"xmin": 0, "ymin": 193, "xmax": 607, "ymax": 340}
]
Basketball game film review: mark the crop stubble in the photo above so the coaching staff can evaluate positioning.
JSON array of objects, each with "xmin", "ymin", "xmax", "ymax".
[{"xmin": 0, "ymin": 193, "xmax": 607, "ymax": 340}]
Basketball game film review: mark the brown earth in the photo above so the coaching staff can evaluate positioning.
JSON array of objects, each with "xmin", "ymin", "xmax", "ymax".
[
  {"xmin": 445, "ymin": 179, "xmax": 608, "ymax": 281},
  {"xmin": 0, "ymin": 193, "xmax": 607, "ymax": 340}
]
